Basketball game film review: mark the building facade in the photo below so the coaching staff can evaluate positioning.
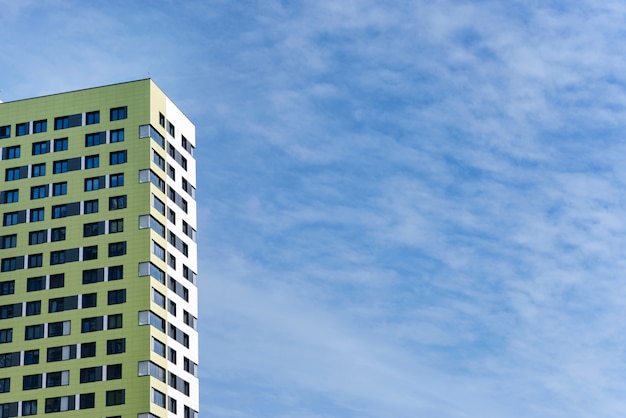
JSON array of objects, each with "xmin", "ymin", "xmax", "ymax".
[{"xmin": 0, "ymin": 80, "xmax": 199, "ymax": 417}]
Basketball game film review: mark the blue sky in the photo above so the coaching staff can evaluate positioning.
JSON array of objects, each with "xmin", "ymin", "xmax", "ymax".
[{"xmin": 3, "ymin": 0, "xmax": 626, "ymax": 416}]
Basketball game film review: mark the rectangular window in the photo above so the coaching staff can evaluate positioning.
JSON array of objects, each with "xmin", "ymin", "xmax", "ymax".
[
  {"xmin": 49, "ymin": 295, "xmax": 78, "ymax": 313},
  {"xmin": 44, "ymin": 395, "xmax": 75, "ymax": 412},
  {"xmin": 152, "ymin": 288, "xmax": 165, "ymax": 308},
  {"xmin": 153, "ymin": 195, "xmax": 165, "ymax": 214},
  {"xmin": 30, "ymin": 208, "xmax": 44, "ymax": 222},
  {"xmin": 53, "ymin": 182, "xmax": 67, "ymax": 196},
  {"xmin": 108, "ymin": 313, "xmax": 123, "ymax": 329},
  {"xmin": 24, "ymin": 349, "xmax": 39, "ymax": 365},
  {"xmin": 152, "ymin": 388, "xmax": 166, "ymax": 408},
  {"xmin": 0, "ymin": 235, "xmax": 16, "ymax": 250},
  {"xmin": 152, "ymin": 338, "xmax": 166, "ymax": 357},
  {"xmin": 80, "ymin": 393, "xmax": 95, "ymax": 409},
  {"xmin": 81, "ymin": 316, "xmax": 104, "ymax": 333},
  {"xmin": 51, "ymin": 227, "xmax": 66, "ymax": 242},
  {"xmin": 48, "ymin": 321, "xmax": 70, "ymax": 337},
  {"xmin": 106, "ymin": 266, "xmax": 122, "ymax": 282},
  {"xmin": 110, "ymin": 128, "xmax": 125, "ymax": 143},
  {"xmin": 82, "ymin": 293, "xmax": 97, "ymax": 308},
  {"xmin": 33, "ymin": 119, "xmax": 47, "ymax": 133},
  {"xmin": 80, "ymin": 366, "xmax": 102, "ymax": 383},
  {"xmin": 0, "ymin": 328, "xmax": 12, "ymax": 344},
  {"xmin": 46, "ymin": 370, "xmax": 69, "ymax": 387},
  {"xmin": 152, "ymin": 149, "xmax": 165, "ymax": 170},
  {"xmin": 25, "ymin": 301, "xmax": 41, "ymax": 316},
  {"xmin": 0, "ymin": 280, "xmax": 14, "ymax": 295},
  {"xmin": 1, "ymin": 189, "xmax": 19, "ymax": 204},
  {"xmin": 53, "ymin": 137, "xmax": 68, "ymax": 151},
  {"xmin": 108, "ymin": 289, "xmax": 126, "ymax": 305},
  {"xmin": 110, "ymin": 150, "xmax": 127, "ymax": 165},
  {"xmin": 5, "ymin": 167, "xmax": 20, "ymax": 181},
  {"xmin": 22, "ymin": 400, "xmax": 37, "ymax": 416},
  {"xmin": 109, "ymin": 195, "xmax": 127, "ymax": 210},
  {"xmin": 86, "ymin": 111, "xmax": 100, "ymax": 125},
  {"xmin": 85, "ymin": 154, "xmax": 99, "ymax": 169},
  {"xmin": 84, "ymin": 199, "xmax": 99, "ymax": 214},
  {"xmin": 110, "ymin": 106, "xmax": 127, "ymax": 121},
  {"xmin": 53, "ymin": 160, "xmax": 68, "ymax": 173},
  {"xmin": 25, "ymin": 324, "xmax": 44, "ymax": 340},
  {"xmin": 107, "ymin": 338, "xmax": 126, "ymax": 354},
  {"xmin": 82, "ymin": 268, "xmax": 104, "ymax": 284},
  {"xmin": 50, "ymin": 273, "xmax": 65, "ymax": 288},
  {"xmin": 1, "ymin": 255, "xmax": 24, "ymax": 271},
  {"xmin": 108, "ymin": 241, "xmax": 126, "ymax": 257},
  {"xmin": 16, "ymin": 122, "xmax": 29, "ymax": 136},
  {"xmin": 106, "ymin": 389, "xmax": 125, "ymax": 406},
  {"xmin": 84, "ymin": 176, "xmax": 103, "ymax": 191},
  {"xmin": 0, "ymin": 126, "xmax": 10, "ymax": 139},
  {"xmin": 0, "ymin": 303, "xmax": 21, "ymax": 319},
  {"xmin": 27, "ymin": 276, "xmax": 45, "ymax": 292},
  {"xmin": 23, "ymin": 374, "xmax": 42, "ymax": 390},
  {"xmin": 107, "ymin": 364, "xmax": 123, "ymax": 380},
  {"xmin": 152, "ymin": 241, "xmax": 165, "ymax": 260},
  {"xmin": 31, "ymin": 163, "xmax": 46, "ymax": 177},
  {"xmin": 47, "ymin": 345, "xmax": 77, "ymax": 362},
  {"xmin": 85, "ymin": 132, "xmax": 106, "ymax": 147},
  {"xmin": 83, "ymin": 245, "xmax": 98, "ymax": 260},
  {"xmin": 81, "ymin": 342, "xmax": 96, "ymax": 358},
  {"xmin": 29, "ymin": 230, "xmax": 47, "ymax": 245},
  {"xmin": 28, "ymin": 253, "xmax": 43, "ymax": 268},
  {"xmin": 109, "ymin": 218, "xmax": 123, "ymax": 233},
  {"xmin": 110, "ymin": 173, "xmax": 124, "ymax": 187},
  {"xmin": 32, "ymin": 141, "xmax": 49, "ymax": 155},
  {"xmin": 50, "ymin": 248, "xmax": 79, "ymax": 265},
  {"xmin": 30, "ymin": 185, "xmax": 48, "ymax": 200},
  {"xmin": 3, "ymin": 146, "xmax": 20, "ymax": 159},
  {"xmin": 83, "ymin": 221, "xmax": 104, "ymax": 237},
  {"xmin": 0, "ymin": 351, "xmax": 19, "ymax": 368}
]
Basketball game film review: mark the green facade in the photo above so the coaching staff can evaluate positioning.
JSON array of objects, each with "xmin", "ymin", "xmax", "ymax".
[{"xmin": 0, "ymin": 80, "xmax": 198, "ymax": 417}]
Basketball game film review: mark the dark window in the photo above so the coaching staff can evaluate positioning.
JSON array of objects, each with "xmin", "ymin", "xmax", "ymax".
[
  {"xmin": 0, "ymin": 377, "xmax": 9, "ymax": 394},
  {"xmin": 110, "ymin": 150, "xmax": 127, "ymax": 165},
  {"xmin": 30, "ymin": 185, "xmax": 48, "ymax": 199},
  {"xmin": 33, "ymin": 119, "xmax": 47, "ymax": 133},
  {"xmin": 30, "ymin": 208, "xmax": 44, "ymax": 222},
  {"xmin": 159, "ymin": 113, "xmax": 165, "ymax": 127},
  {"xmin": 110, "ymin": 129, "xmax": 124, "ymax": 143},
  {"xmin": 84, "ymin": 199, "xmax": 99, "ymax": 214},
  {"xmin": 47, "ymin": 345, "xmax": 77, "ymax": 362},
  {"xmin": 49, "ymin": 296, "xmax": 78, "ymax": 313},
  {"xmin": 108, "ymin": 314, "xmax": 123, "ymax": 329},
  {"xmin": 110, "ymin": 173, "xmax": 124, "ymax": 187},
  {"xmin": 83, "ymin": 221, "xmax": 104, "ymax": 237},
  {"xmin": 22, "ymin": 400, "xmax": 37, "ymax": 416},
  {"xmin": 52, "ymin": 181, "xmax": 67, "ymax": 196},
  {"xmin": 109, "ymin": 241, "xmax": 126, "ymax": 257},
  {"xmin": 0, "ymin": 234, "xmax": 16, "ymax": 249},
  {"xmin": 53, "ymin": 137, "xmax": 68, "ymax": 151},
  {"xmin": 106, "ymin": 389, "xmax": 125, "ymax": 406},
  {"xmin": 80, "ymin": 393, "xmax": 95, "ymax": 409},
  {"xmin": 25, "ymin": 324, "xmax": 44, "ymax": 340},
  {"xmin": 85, "ymin": 132, "xmax": 106, "ymax": 147},
  {"xmin": 51, "ymin": 227, "xmax": 66, "ymax": 242},
  {"xmin": 29, "ymin": 230, "xmax": 46, "ymax": 245},
  {"xmin": 22, "ymin": 374, "xmax": 42, "ymax": 390},
  {"xmin": 107, "ymin": 338, "xmax": 126, "ymax": 354},
  {"xmin": 50, "ymin": 248, "xmax": 79, "ymax": 265},
  {"xmin": 55, "ymin": 113, "xmax": 81, "ymax": 130},
  {"xmin": 109, "ymin": 195, "xmax": 127, "ymax": 210},
  {"xmin": 24, "ymin": 349, "xmax": 39, "ymax": 365},
  {"xmin": 5, "ymin": 167, "xmax": 20, "ymax": 181},
  {"xmin": 0, "ymin": 351, "xmax": 19, "ymax": 368},
  {"xmin": 0, "ymin": 280, "xmax": 14, "ymax": 295},
  {"xmin": 107, "ymin": 364, "xmax": 122, "ymax": 380},
  {"xmin": 110, "ymin": 106, "xmax": 127, "ymax": 121},
  {"xmin": 28, "ymin": 253, "xmax": 43, "ymax": 268},
  {"xmin": 80, "ymin": 366, "xmax": 102, "ymax": 383},
  {"xmin": 0, "ymin": 126, "xmax": 10, "ymax": 139},
  {"xmin": 82, "ymin": 268, "xmax": 104, "ymax": 284},
  {"xmin": 50, "ymin": 273, "xmax": 65, "ymax": 288},
  {"xmin": 82, "ymin": 293, "xmax": 97, "ymax": 308},
  {"xmin": 81, "ymin": 316, "xmax": 103, "ymax": 333},
  {"xmin": 0, "ymin": 303, "xmax": 21, "ymax": 319},
  {"xmin": 3, "ymin": 146, "xmax": 20, "ymax": 159},
  {"xmin": 85, "ymin": 154, "xmax": 99, "ymax": 168},
  {"xmin": 48, "ymin": 321, "xmax": 69, "ymax": 337},
  {"xmin": 16, "ymin": 122, "xmax": 29, "ymax": 136},
  {"xmin": 84, "ymin": 176, "xmax": 104, "ymax": 191},
  {"xmin": 168, "ymin": 122, "xmax": 175, "ymax": 137},
  {"xmin": 53, "ymin": 160, "xmax": 68, "ymax": 173},
  {"xmin": 81, "ymin": 342, "xmax": 96, "ymax": 358},
  {"xmin": 1, "ymin": 255, "xmax": 24, "ymax": 271},
  {"xmin": 109, "ymin": 219, "xmax": 123, "ymax": 233},
  {"xmin": 109, "ymin": 265, "xmax": 123, "ymax": 281},
  {"xmin": 32, "ymin": 163, "xmax": 45, "ymax": 177},
  {"xmin": 83, "ymin": 245, "xmax": 98, "ymax": 260},
  {"xmin": 32, "ymin": 141, "xmax": 49, "ymax": 155},
  {"xmin": 86, "ymin": 111, "xmax": 100, "ymax": 125},
  {"xmin": 108, "ymin": 289, "xmax": 126, "ymax": 305},
  {"xmin": 26, "ymin": 276, "xmax": 45, "ymax": 292},
  {"xmin": 25, "ymin": 301, "xmax": 41, "ymax": 316},
  {"xmin": 46, "ymin": 371, "xmax": 69, "ymax": 387}
]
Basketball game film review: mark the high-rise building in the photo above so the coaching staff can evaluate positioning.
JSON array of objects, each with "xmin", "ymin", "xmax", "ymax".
[{"xmin": 0, "ymin": 80, "xmax": 198, "ymax": 417}]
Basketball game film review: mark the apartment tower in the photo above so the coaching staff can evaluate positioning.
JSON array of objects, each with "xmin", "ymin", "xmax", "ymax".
[{"xmin": 0, "ymin": 80, "xmax": 199, "ymax": 417}]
